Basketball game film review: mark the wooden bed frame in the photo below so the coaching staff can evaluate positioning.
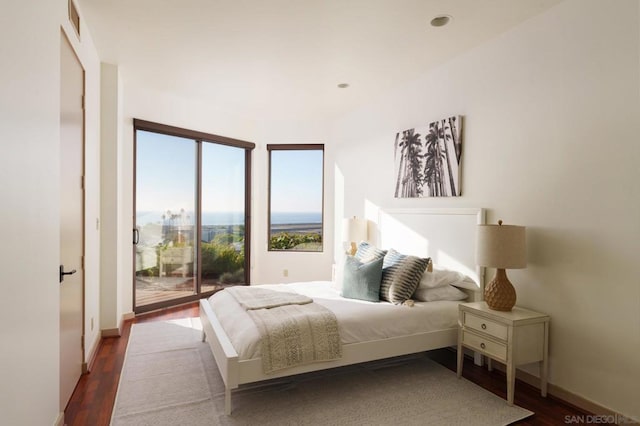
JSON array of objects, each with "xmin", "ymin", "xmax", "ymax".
[{"xmin": 200, "ymin": 208, "xmax": 485, "ymax": 415}]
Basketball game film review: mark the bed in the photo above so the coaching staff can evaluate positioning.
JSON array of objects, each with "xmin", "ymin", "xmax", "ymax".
[{"xmin": 200, "ymin": 208, "xmax": 485, "ymax": 415}]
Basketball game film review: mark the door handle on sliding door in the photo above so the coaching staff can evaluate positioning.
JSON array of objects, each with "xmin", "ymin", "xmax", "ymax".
[{"xmin": 133, "ymin": 228, "xmax": 139, "ymax": 245}]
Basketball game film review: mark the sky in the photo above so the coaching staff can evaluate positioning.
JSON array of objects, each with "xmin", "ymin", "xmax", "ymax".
[
  {"xmin": 270, "ymin": 149, "xmax": 323, "ymax": 213},
  {"xmin": 136, "ymin": 130, "xmax": 323, "ymax": 216}
]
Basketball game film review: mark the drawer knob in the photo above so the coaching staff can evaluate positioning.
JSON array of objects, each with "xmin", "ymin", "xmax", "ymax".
[
  {"xmin": 480, "ymin": 343, "xmax": 486, "ymax": 349},
  {"xmin": 481, "ymin": 323, "xmax": 487, "ymax": 330}
]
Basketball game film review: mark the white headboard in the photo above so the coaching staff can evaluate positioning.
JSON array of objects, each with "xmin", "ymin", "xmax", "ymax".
[{"xmin": 373, "ymin": 208, "xmax": 485, "ymax": 299}]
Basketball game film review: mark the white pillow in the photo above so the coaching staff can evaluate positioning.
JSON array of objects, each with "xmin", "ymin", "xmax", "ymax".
[
  {"xmin": 413, "ymin": 285, "xmax": 468, "ymax": 302},
  {"xmin": 417, "ymin": 268, "xmax": 479, "ymax": 291},
  {"xmin": 418, "ymin": 269, "xmax": 463, "ymax": 289},
  {"xmin": 450, "ymin": 275, "xmax": 479, "ymax": 291}
]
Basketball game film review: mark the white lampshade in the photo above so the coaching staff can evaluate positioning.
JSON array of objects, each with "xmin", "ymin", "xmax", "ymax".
[
  {"xmin": 476, "ymin": 222, "xmax": 526, "ymax": 269},
  {"xmin": 342, "ymin": 217, "xmax": 367, "ymax": 243}
]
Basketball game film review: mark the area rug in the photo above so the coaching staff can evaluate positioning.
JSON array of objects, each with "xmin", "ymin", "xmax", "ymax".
[{"xmin": 111, "ymin": 318, "xmax": 533, "ymax": 425}]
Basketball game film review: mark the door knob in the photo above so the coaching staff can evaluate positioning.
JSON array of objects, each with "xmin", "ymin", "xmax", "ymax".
[{"xmin": 59, "ymin": 265, "xmax": 77, "ymax": 283}]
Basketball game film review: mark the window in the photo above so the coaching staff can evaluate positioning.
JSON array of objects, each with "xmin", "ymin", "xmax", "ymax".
[
  {"xmin": 267, "ymin": 144, "xmax": 324, "ymax": 252},
  {"xmin": 133, "ymin": 119, "xmax": 254, "ymax": 313}
]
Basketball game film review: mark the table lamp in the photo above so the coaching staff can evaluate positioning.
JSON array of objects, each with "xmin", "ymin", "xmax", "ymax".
[
  {"xmin": 343, "ymin": 217, "xmax": 367, "ymax": 256},
  {"xmin": 476, "ymin": 220, "xmax": 526, "ymax": 311}
]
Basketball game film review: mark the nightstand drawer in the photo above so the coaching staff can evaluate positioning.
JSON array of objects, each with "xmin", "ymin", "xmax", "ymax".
[
  {"xmin": 464, "ymin": 313, "xmax": 508, "ymax": 340},
  {"xmin": 462, "ymin": 330, "xmax": 507, "ymax": 361}
]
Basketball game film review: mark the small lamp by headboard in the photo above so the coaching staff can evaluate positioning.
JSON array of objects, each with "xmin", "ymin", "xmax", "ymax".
[{"xmin": 342, "ymin": 217, "xmax": 367, "ymax": 256}]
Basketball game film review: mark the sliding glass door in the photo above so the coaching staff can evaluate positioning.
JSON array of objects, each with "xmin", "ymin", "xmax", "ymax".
[
  {"xmin": 200, "ymin": 143, "xmax": 247, "ymax": 291},
  {"xmin": 133, "ymin": 120, "xmax": 254, "ymax": 313},
  {"xmin": 135, "ymin": 131, "xmax": 197, "ymax": 308}
]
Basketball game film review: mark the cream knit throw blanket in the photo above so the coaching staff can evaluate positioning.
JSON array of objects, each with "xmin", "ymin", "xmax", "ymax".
[
  {"xmin": 226, "ymin": 286, "xmax": 342, "ymax": 374},
  {"xmin": 226, "ymin": 286, "xmax": 313, "ymax": 310}
]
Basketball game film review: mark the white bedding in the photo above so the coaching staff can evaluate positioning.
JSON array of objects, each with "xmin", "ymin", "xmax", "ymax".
[{"xmin": 208, "ymin": 281, "xmax": 460, "ymax": 360}]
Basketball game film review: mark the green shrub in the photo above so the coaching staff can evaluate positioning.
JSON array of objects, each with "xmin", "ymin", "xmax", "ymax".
[
  {"xmin": 201, "ymin": 241, "xmax": 244, "ymax": 278},
  {"xmin": 138, "ymin": 266, "xmax": 159, "ymax": 277},
  {"xmin": 212, "ymin": 232, "xmax": 243, "ymax": 245},
  {"xmin": 219, "ymin": 269, "xmax": 245, "ymax": 284},
  {"xmin": 269, "ymin": 232, "xmax": 322, "ymax": 250}
]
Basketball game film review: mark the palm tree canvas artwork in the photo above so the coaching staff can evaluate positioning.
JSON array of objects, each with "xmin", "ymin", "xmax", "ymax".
[{"xmin": 394, "ymin": 115, "xmax": 462, "ymax": 198}]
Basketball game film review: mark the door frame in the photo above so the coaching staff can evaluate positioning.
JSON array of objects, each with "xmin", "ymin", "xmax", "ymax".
[{"xmin": 59, "ymin": 28, "xmax": 86, "ymax": 412}]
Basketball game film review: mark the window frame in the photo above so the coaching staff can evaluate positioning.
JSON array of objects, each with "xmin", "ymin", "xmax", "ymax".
[
  {"xmin": 267, "ymin": 144, "xmax": 325, "ymax": 253},
  {"xmin": 133, "ymin": 119, "xmax": 255, "ymax": 313}
]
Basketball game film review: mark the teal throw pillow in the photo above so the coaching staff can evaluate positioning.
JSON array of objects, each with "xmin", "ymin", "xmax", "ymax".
[{"xmin": 341, "ymin": 255, "xmax": 383, "ymax": 302}]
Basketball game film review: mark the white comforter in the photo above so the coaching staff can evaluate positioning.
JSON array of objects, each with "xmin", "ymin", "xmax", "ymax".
[{"xmin": 208, "ymin": 281, "xmax": 459, "ymax": 360}]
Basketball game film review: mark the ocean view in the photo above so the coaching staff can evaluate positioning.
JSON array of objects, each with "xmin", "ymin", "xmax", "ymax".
[{"xmin": 136, "ymin": 211, "xmax": 322, "ymax": 226}]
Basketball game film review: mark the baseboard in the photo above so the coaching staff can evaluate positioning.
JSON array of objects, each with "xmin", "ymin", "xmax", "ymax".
[
  {"xmin": 54, "ymin": 411, "xmax": 64, "ymax": 426},
  {"xmin": 512, "ymin": 368, "xmax": 638, "ymax": 425},
  {"xmin": 101, "ymin": 327, "xmax": 121, "ymax": 337},
  {"xmin": 82, "ymin": 334, "xmax": 102, "ymax": 373},
  {"xmin": 101, "ymin": 312, "xmax": 135, "ymax": 337},
  {"xmin": 465, "ymin": 353, "xmax": 639, "ymax": 425}
]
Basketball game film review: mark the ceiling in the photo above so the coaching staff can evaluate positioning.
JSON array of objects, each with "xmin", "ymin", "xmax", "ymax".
[{"xmin": 78, "ymin": 0, "xmax": 562, "ymax": 122}]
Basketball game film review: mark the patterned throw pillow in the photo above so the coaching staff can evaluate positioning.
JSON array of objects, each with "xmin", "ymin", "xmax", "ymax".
[
  {"xmin": 354, "ymin": 241, "xmax": 387, "ymax": 262},
  {"xmin": 380, "ymin": 249, "xmax": 430, "ymax": 304},
  {"xmin": 340, "ymin": 256, "xmax": 384, "ymax": 302}
]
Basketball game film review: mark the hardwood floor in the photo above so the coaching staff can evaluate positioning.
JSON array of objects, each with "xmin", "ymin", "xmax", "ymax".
[
  {"xmin": 427, "ymin": 349, "xmax": 591, "ymax": 425},
  {"xmin": 64, "ymin": 302, "xmax": 590, "ymax": 426},
  {"xmin": 64, "ymin": 302, "xmax": 200, "ymax": 426}
]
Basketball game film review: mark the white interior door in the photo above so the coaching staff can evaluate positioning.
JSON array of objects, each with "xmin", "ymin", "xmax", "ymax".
[{"xmin": 59, "ymin": 31, "xmax": 85, "ymax": 412}]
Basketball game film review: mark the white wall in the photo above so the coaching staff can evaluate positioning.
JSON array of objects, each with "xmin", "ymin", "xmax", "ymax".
[
  {"xmin": 0, "ymin": 3, "xmax": 62, "ymax": 423},
  {"xmin": 100, "ymin": 63, "xmax": 123, "ymax": 332},
  {"xmin": 330, "ymin": 0, "xmax": 640, "ymax": 419},
  {"xmin": 0, "ymin": 0, "xmax": 101, "ymax": 423}
]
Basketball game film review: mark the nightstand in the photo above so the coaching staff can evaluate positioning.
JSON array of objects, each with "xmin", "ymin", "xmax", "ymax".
[{"xmin": 457, "ymin": 301, "xmax": 549, "ymax": 405}]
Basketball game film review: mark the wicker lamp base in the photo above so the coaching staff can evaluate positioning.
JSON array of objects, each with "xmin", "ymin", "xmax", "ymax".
[{"xmin": 484, "ymin": 268, "xmax": 517, "ymax": 311}]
